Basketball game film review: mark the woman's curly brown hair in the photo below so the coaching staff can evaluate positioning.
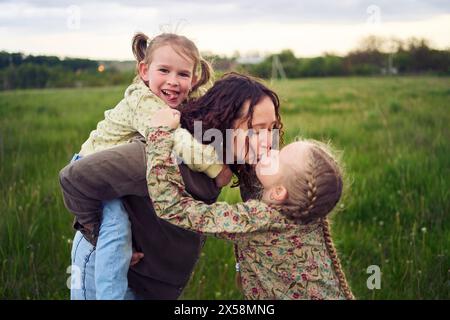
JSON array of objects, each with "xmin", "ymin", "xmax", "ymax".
[{"xmin": 178, "ymin": 72, "xmax": 284, "ymax": 187}]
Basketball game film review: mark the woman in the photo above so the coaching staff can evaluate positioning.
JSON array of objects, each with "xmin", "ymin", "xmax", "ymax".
[{"xmin": 60, "ymin": 73, "xmax": 281, "ymax": 299}]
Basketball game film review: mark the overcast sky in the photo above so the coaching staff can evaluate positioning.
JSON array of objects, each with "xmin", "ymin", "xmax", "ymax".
[{"xmin": 1, "ymin": 0, "xmax": 449, "ymax": 60}]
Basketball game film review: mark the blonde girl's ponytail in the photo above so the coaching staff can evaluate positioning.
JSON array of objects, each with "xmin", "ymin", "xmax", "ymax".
[
  {"xmin": 132, "ymin": 32, "xmax": 149, "ymax": 69},
  {"xmin": 192, "ymin": 57, "xmax": 214, "ymax": 93}
]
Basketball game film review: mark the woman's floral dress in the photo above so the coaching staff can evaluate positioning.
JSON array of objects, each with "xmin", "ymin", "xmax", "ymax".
[{"xmin": 145, "ymin": 127, "xmax": 347, "ymax": 300}]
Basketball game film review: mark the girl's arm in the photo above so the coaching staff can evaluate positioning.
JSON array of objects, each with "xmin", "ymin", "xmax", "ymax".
[
  {"xmin": 130, "ymin": 89, "xmax": 223, "ymax": 180},
  {"xmin": 145, "ymin": 126, "xmax": 279, "ymax": 242},
  {"xmin": 173, "ymin": 128, "xmax": 223, "ymax": 179}
]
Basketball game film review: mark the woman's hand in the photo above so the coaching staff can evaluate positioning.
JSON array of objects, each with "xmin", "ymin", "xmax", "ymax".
[
  {"xmin": 215, "ymin": 165, "xmax": 233, "ymax": 188},
  {"xmin": 130, "ymin": 251, "xmax": 144, "ymax": 267},
  {"xmin": 149, "ymin": 108, "xmax": 181, "ymax": 129}
]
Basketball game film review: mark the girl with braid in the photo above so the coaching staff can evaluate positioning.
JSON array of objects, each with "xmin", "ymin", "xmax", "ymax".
[{"xmin": 144, "ymin": 107, "xmax": 355, "ymax": 300}]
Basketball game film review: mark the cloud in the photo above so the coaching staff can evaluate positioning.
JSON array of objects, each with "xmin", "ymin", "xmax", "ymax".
[
  {"xmin": 0, "ymin": 0, "xmax": 449, "ymax": 59},
  {"xmin": 2, "ymin": 0, "xmax": 450, "ymax": 25}
]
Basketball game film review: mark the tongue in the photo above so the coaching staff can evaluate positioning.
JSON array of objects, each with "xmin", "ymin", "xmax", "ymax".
[{"xmin": 168, "ymin": 92, "xmax": 177, "ymax": 100}]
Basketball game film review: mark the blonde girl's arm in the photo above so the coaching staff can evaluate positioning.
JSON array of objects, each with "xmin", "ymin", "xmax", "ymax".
[
  {"xmin": 145, "ymin": 126, "xmax": 278, "ymax": 241},
  {"xmin": 130, "ymin": 89, "xmax": 223, "ymax": 179},
  {"xmin": 172, "ymin": 128, "xmax": 224, "ymax": 179}
]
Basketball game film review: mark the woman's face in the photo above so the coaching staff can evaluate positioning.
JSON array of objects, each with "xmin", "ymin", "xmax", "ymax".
[{"xmin": 231, "ymin": 95, "xmax": 279, "ymax": 165}]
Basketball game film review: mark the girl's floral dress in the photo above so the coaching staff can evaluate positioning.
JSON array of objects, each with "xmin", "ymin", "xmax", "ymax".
[{"xmin": 145, "ymin": 126, "xmax": 348, "ymax": 300}]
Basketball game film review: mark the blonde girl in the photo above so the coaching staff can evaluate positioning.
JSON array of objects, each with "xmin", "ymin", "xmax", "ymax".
[{"xmin": 69, "ymin": 32, "xmax": 230, "ymax": 300}]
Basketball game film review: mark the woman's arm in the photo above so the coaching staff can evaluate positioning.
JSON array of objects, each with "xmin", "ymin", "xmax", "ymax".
[
  {"xmin": 145, "ymin": 126, "xmax": 279, "ymax": 241},
  {"xmin": 60, "ymin": 138, "xmax": 221, "ymax": 242},
  {"xmin": 59, "ymin": 140, "xmax": 149, "ymax": 242}
]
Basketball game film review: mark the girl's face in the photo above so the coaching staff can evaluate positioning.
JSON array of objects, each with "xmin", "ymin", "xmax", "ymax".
[
  {"xmin": 255, "ymin": 141, "xmax": 309, "ymax": 189},
  {"xmin": 140, "ymin": 45, "xmax": 197, "ymax": 108},
  {"xmin": 256, "ymin": 141, "xmax": 310, "ymax": 204},
  {"xmin": 231, "ymin": 96, "xmax": 278, "ymax": 164}
]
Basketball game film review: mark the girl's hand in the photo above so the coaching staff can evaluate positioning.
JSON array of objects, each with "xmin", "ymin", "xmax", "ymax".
[{"xmin": 149, "ymin": 108, "xmax": 181, "ymax": 129}]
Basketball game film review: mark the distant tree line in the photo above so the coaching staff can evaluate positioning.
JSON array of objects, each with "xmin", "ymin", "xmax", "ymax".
[
  {"xmin": 1, "ymin": 36, "xmax": 448, "ymax": 90},
  {"xmin": 0, "ymin": 52, "xmax": 134, "ymax": 90},
  {"xmin": 239, "ymin": 36, "xmax": 450, "ymax": 78}
]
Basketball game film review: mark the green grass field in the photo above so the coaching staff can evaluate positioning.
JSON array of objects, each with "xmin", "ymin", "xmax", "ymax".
[{"xmin": 0, "ymin": 76, "xmax": 449, "ymax": 299}]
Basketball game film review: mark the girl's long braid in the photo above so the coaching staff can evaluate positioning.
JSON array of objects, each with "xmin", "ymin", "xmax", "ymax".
[
  {"xmin": 321, "ymin": 217, "xmax": 355, "ymax": 300},
  {"xmin": 281, "ymin": 143, "xmax": 354, "ymax": 299}
]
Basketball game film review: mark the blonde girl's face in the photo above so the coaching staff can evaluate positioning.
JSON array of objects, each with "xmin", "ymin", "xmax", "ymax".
[{"xmin": 140, "ymin": 45, "xmax": 197, "ymax": 108}]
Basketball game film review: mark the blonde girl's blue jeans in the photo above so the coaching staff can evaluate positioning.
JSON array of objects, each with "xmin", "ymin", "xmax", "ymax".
[
  {"xmin": 69, "ymin": 154, "xmax": 134, "ymax": 300},
  {"xmin": 70, "ymin": 200, "xmax": 135, "ymax": 300}
]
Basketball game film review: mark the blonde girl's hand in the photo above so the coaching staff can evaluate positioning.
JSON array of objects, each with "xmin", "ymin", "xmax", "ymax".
[{"xmin": 149, "ymin": 108, "xmax": 181, "ymax": 129}]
